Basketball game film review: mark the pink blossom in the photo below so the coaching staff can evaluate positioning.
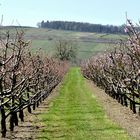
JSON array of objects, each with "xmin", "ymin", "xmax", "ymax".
[{"xmin": 124, "ymin": 27, "xmax": 129, "ymax": 33}]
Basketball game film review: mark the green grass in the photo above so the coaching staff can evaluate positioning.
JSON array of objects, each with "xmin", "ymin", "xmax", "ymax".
[
  {"xmin": 37, "ymin": 68, "xmax": 133, "ymax": 140},
  {"xmin": 31, "ymin": 40, "xmax": 55, "ymax": 55},
  {"xmin": 77, "ymin": 42, "xmax": 115, "ymax": 59},
  {"xmin": 0, "ymin": 27, "xmax": 126, "ymax": 60}
]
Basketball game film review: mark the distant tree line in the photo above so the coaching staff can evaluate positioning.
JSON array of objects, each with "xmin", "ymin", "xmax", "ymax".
[{"xmin": 38, "ymin": 20, "xmax": 125, "ymax": 34}]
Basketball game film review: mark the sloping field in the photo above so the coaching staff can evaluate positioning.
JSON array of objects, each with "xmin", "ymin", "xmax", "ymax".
[{"xmin": 0, "ymin": 27, "xmax": 127, "ymax": 59}]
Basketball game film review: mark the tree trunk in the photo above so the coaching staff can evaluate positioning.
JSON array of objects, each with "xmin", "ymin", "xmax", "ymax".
[
  {"xmin": 27, "ymin": 89, "xmax": 32, "ymax": 113},
  {"xmin": 19, "ymin": 97, "xmax": 24, "ymax": 121},
  {"xmin": 124, "ymin": 96, "xmax": 128, "ymax": 107},
  {"xmin": 9, "ymin": 112, "xmax": 14, "ymax": 131},
  {"xmin": 130, "ymin": 100, "xmax": 133, "ymax": 111},
  {"xmin": 37, "ymin": 100, "xmax": 39, "ymax": 107},
  {"xmin": 14, "ymin": 112, "xmax": 18, "ymax": 126},
  {"xmin": 33, "ymin": 102, "xmax": 36, "ymax": 110},
  {"xmin": 1, "ymin": 107, "xmax": 6, "ymax": 137},
  {"xmin": 28, "ymin": 105, "xmax": 32, "ymax": 113},
  {"xmin": 132, "ymin": 95, "xmax": 136, "ymax": 114},
  {"xmin": 138, "ymin": 106, "xmax": 140, "ymax": 116},
  {"xmin": 132, "ymin": 101, "xmax": 136, "ymax": 114},
  {"xmin": 120, "ymin": 95, "xmax": 124, "ymax": 105},
  {"xmin": 19, "ymin": 110, "xmax": 24, "ymax": 122}
]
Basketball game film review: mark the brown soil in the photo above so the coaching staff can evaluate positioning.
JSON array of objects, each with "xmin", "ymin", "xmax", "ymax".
[
  {"xmin": 1, "ymin": 84, "xmax": 61, "ymax": 140},
  {"xmin": 2, "ymin": 81, "xmax": 140, "ymax": 140}
]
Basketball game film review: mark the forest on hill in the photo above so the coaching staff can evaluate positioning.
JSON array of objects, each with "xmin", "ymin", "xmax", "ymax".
[{"xmin": 38, "ymin": 20, "xmax": 125, "ymax": 34}]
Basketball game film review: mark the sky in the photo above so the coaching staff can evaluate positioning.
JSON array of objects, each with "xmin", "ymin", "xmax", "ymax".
[{"xmin": 0, "ymin": 0, "xmax": 140, "ymax": 27}]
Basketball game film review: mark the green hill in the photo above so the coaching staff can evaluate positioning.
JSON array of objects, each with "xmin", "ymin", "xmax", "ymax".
[{"xmin": 0, "ymin": 27, "xmax": 127, "ymax": 60}]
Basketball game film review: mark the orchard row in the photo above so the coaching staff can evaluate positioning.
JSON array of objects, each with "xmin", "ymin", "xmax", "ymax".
[
  {"xmin": 81, "ymin": 20, "xmax": 140, "ymax": 115},
  {"xmin": 0, "ymin": 30, "xmax": 68, "ymax": 137}
]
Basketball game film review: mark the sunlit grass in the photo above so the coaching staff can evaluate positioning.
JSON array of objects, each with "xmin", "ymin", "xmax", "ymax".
[{"xmin": 37, "ymin": 68, "xmax": 134, "ymax": 140}]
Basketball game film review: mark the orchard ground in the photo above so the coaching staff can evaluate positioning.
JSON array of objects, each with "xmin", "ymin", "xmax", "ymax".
[{"xmin": 3, "ymin": 67, "xmax": 140, "ymax": 140}]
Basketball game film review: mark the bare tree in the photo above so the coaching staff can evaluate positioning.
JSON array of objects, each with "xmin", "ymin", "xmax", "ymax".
[
  {"xmin": 0, "ymin": 29, "xmax": 69, "ymax": 137},
  {"xmin": 54, "ymin": 39, "xmax": 77, "ymax": 62}
]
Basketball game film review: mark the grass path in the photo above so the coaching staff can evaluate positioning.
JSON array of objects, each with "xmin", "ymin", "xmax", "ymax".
[{"xmin": 37, "ymin": 67, "xmax": 134, "ymax": 140}]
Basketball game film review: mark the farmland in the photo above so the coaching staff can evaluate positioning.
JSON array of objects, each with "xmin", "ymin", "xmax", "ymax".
[
  {"xmin": 1, "ymin": 26, "xmax": 139, "ymax": 140},
  {"xmin": 36, "ymin": 68, "xmax": 133, "ymax": 140},
  {"xmin": 0, "ymin": 27, "xmax": 127, "ymax": 59}
]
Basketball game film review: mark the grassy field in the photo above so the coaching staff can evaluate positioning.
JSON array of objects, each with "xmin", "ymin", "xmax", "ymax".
[
  {"xmin": 0, "ymin": 27, "xmax": 127, "ymax": 59},
  {"xmin": 37, "ymin": 68, "xmax": 133, "ymax": 140}
]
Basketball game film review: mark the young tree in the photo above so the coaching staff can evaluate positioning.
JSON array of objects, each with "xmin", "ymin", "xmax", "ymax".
[{"xmin": 54, "ymin": 39, "xmax": 77, "ymax": 63}]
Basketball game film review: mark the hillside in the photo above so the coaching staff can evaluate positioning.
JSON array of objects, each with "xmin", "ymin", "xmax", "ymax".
[{"xmin": 0, "ymin": 27, "xmax": 127, "ymax": 60}]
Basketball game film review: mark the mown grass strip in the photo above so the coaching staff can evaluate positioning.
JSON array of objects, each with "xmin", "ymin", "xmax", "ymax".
[{"xmin": 37, "ymin": 67, "xmax": 134, "ymax": 140}]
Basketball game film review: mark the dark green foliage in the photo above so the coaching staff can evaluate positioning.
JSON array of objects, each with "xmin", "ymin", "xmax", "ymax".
[{"xmin": 39, "ymin": 20, "xmax": 125, "ymax": 34}]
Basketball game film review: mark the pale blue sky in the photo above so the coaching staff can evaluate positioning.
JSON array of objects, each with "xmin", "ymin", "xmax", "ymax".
[{"xmin": 0, "ymin": 0, "xmax": 140, "ymax": 27}]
